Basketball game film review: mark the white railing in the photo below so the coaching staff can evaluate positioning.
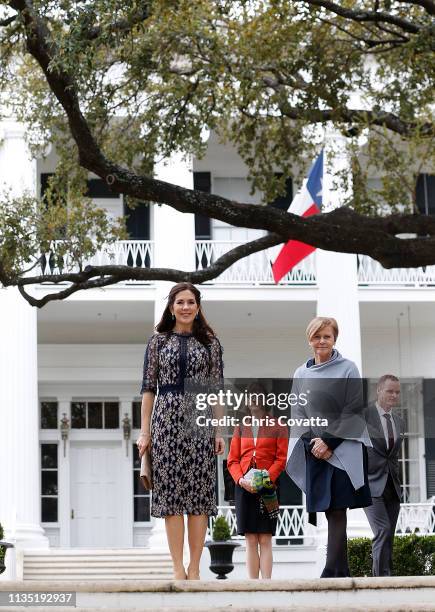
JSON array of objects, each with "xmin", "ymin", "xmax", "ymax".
[
  {"xmin": 37, "ymin": 240, "xmax": 154, "ymax": 276},
  {"xmin": 209, "ymin": 502, "xmax": 435, "ymax": 544},
  {"xmin": 358, "ymin": 255, "xmax": 435, "ymax": 287},
  {"xmin": 195, "ymin": 241, "xmax": 316, "ymax": 285},
  {"xmin": 34, "ymin": 241, "xmax": 435, "ymax": 289},
  {"xmin": 209, "ymin": 506, "xmax": 317, "ymax": 542},
  {"xmin": 396, "ymin": 501, "xmax": 435, "ymax": 535}
]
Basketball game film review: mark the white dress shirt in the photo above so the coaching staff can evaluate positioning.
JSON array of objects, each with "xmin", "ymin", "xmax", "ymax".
[{"xmin": 376, "ymin": 402, "xmax": 397, "ymax": 447}]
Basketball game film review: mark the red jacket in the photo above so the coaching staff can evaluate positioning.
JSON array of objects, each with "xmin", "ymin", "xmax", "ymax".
[{"xmin": 227, "ymin": 420, "xmax": 288, "ymax": 484}]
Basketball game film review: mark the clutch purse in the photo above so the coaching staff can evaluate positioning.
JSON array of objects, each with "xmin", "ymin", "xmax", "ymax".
[{"xmin": 140, "ymin": 450, "xmax": 153, "ymax": 490}]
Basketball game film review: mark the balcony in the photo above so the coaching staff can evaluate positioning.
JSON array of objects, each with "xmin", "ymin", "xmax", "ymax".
[
  {"xmin": 357, "ymin": 255, "xmax": 435, "ymax": 287},
  {"xmin": 35, "ymin": 240, "xmax": 435, "ymax": 290},
  {"xmin": 195, "ymin": 241, "xmax": 317, "ymax": 286},
  {"xmin": 39, "ymin": 240, "xmax": 154, "ymax": 277}
]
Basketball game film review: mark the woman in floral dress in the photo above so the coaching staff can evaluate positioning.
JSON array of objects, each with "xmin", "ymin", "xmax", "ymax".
[{"xmin": 136, "ymin": 282, "xmax": 224, "ymax": 580}]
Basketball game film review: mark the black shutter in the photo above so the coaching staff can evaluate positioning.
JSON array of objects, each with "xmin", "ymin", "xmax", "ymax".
[
  {"xmin": 86, "ymin": 178, "xmax": 119, "ymax": 198},
  {"xmin": 423, "ymin": 380, "xmax": 435, "ymax": 497},
  {"xmin": 416, "ymin": 174, "xmax": 435, "ymax": 216},
  {"xmin": 123, "ymin": 202, "xmax": 150, "ymax": 240},
  {"xmin": 193, "ymin": 172, "xmax": 212, "ymax": 239},
  {"xmin": 270, "ymin": 175, "xmax": 293, "ymax": 210},
  {"xmin": 40, "ymin": 173, "xmax": 54, "ymax": 199}
]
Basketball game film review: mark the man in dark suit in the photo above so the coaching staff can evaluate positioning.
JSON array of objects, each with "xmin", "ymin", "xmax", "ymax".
[{"xmin": 364, "ymin": 374, "xmax": 404, "ymax": 576}]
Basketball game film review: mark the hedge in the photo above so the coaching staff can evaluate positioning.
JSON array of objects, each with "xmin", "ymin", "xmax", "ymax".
[{"xmin": 348, "ymin": 535, "xmax": 435, "ymax": 576}]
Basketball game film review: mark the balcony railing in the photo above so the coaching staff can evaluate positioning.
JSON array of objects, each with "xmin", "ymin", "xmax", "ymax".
[
  {"xmin": 35, "ymin": 240, "xmax": 435, "ymax": 289},
  {"xmin": 396, "ymin": 500, "xmax": 435, "ymax": 534},
  {"xmin": 209, "ymin": 505, "xmax": 316, "ymax": 542},
  {"xmin": 195, "ymin": 240, "xmax": 317, "ymax": 285},
  {"xmin": 38, "ymin": 240, "xmax": 154, "ymax": 276},
  {"xmin": 209, "ymin": 502, "xmax": 435, "ymax": 543},
  {"xmin": 358, "ymin": 255, "xmax": 435, "ymax": 287}
]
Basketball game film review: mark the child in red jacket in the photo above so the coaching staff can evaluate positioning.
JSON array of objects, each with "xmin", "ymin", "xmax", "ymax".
[{"xmin": 227, "ymin": 385, "xmax": 288, "ymax": 579}]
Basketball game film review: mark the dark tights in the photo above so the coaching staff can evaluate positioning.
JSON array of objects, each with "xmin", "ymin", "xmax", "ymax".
[{"xmin": 321, "ymin": 508, "xmax": 350, "ymax": 578}]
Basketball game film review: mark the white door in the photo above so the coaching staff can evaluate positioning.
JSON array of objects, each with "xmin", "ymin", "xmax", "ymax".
[{"xmin": 70, "ymin": 441, "xmax": 125, "ymax": 547}]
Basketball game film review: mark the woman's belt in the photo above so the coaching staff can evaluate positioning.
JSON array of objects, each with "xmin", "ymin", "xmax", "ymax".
[{"xmin": 158, "ymin": 383, "xmax": 185, "ymax": 394}]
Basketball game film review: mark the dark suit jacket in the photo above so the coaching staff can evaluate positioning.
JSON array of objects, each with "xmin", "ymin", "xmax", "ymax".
[{"xmin": 365, "ymin": 404, "xmax": 404, "ymax": 498}]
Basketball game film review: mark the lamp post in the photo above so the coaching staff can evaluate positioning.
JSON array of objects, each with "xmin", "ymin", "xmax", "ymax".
[
  {"xmin": 122, "ymin": 413, "xmax": 131, "ymax": 456},
  {"xmin": 60, "ymin": 413, "xmax": 70, "ymax": 458}
]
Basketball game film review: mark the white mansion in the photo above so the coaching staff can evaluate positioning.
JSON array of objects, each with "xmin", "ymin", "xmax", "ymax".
[{"xmin": 0, "ymin": 121, "xmax": 434, "ymax": 580}]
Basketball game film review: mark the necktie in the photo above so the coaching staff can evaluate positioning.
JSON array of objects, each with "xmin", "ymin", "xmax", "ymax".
[{"xmin": 383, "ymin": 413, "xmax": 394, "ymax": 452}]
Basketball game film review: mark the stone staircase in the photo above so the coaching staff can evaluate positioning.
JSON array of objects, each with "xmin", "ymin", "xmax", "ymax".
[{"xmin": 22, "ymin": 549, "xmax": 172, "ymax": 581}]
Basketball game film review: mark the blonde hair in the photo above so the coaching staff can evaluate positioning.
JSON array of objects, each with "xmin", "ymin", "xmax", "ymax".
[{"xmin": 306, "ymin": 317, "xmax": 339, "ymax": 341}]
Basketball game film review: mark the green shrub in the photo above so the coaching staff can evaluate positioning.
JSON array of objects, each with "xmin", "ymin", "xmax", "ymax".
[
  {"xmin": 0, "ymin": 522, "xmax": 3, "ymax": 540},
  {"xmin": 347, "ymin": 537, "xmax": 372, "ymax": 576},
  {"xmin": 212, "ymin": 515, "xmax": 232, "ymax": 541},
  {"xmin": 348, "ymin": 535, "xmax": 435, "ymax": 576}
]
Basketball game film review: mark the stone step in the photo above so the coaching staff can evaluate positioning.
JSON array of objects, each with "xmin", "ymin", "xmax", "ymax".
[
  {"xmin": 23, "ymin": 549, "xmax": 169, "ymax": 556},
  {"xmin": 22, "ymin": 549, "xmax": 172, "ymax": 581},
  {"xmin": 24, "ymin": 560, "xmax": 172, "ymax": 567},
  {"xmin": 1, "ymin": 577, "xmax": 434, "ymax": 609}
]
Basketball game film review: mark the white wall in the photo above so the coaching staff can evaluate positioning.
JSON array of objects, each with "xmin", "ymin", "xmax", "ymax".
[{"xmin": 362, "ymin": 326, "xmax": 435, "ymax": 378}]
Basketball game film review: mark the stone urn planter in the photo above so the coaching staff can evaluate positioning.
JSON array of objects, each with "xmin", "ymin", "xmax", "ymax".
[
  {"xmin": 0, "ymin": 541, "xmax": 14, "ymax": 575},
  {"xmin": 204, "ymin": 516, "xmax": 241, "ymax": 579}
]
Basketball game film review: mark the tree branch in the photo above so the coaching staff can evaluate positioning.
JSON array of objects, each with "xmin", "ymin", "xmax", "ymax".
[
  {"xmin": 81, "ymin": 5, "xmax": 151, "ymax": 40},
  {"xmin": 298, "ymin": 0, "xmax": 423, "ymax": 34},
  {"xmin": 15, "ymin": 234, "xmax": 285, "ymax": 307},
  {"xmin": 259, "ymin": 97, "xmax": 434, "ymax": 137},
  {"xmin": 7, "ymin": 0, "xmax": 435, "ymax": 279}
]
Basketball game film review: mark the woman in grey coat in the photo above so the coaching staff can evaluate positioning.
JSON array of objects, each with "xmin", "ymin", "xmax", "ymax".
[{"xmin": 286, "ymin": 317, "xmax": 372, "ymax": 577}]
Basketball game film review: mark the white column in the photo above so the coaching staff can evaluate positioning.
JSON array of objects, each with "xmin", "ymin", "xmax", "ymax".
[
  {"xmin": 153, "ymin": 152, "xmax": 196, "ymax": 271},
  {"xmin": 147, "ymin": 152, "xmax": 195, "ymax": 552},
  {"xmin": 0, "ymin": 288, "xmax": 49, "ymax": 550},
  {"xmin": 0, "ymin": 122, "xmax": 49, "ymax": 559},
  {"xmin": 314, "ymin": 132, "xmax": 369, "ymax": 552},
  {"xmin": 316, "ymin": 250, "xmax": 361, "ymax": 372},
  {"xmin": 316, "ymin": 133, "xmax": 362, "ymax": 372}
]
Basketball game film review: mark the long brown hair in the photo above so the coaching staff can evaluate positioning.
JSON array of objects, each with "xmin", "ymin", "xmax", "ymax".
[{"xmin": 156, "ymin": 282, "xmax": 216, "ymax": 346}]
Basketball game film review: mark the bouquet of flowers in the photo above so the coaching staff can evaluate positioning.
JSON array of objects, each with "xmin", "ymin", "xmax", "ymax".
[{"xmin": 243, "ymin": 468, "xmax": 279, "ymax": 518}]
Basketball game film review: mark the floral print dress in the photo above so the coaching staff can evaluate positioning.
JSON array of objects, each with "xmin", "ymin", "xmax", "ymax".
[{"xmin": 140, "ymin": 331, "xmax": 223, "ymax": 517}]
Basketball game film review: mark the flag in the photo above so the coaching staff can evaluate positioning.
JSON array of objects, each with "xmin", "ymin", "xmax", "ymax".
[{"xmin": 271, "ymin": 150, "xmax": 323, "ymax": 284}]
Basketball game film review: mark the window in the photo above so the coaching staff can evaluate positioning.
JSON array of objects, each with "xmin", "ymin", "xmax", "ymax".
[
  {"xmin": 40, "ymin": 401, "xmax": 58, "ymax": 429},
  {"xmin": 85, "ymin": 178, "xmax": 120, "ymax": 199},
  {"xmin": 133, "ymin": 445, "xmax": 151, "ymax": 522},
  {"xmin": 367, "ymin": 379, "xmax": 422, "ymax": 502},
  {"xmin": 41, "ymin": 444, "xmax": 58, "ymax": 522},
  {"xmin": 123, "ymin": 202, "xmax": 151, "ymax": 244},
  {"xmin": 71, "ymin": 400, "xmax": 120, "ymax": 429},
  {"xmin": 193, "ymin": 172, "xmax": 212, "ymax": 240},
  {"xmin": 416, "ymin": 174, "xmax": 435, "ymax": 216},
  {"xmin": 132, "ymin": 400, "xmax": 141, "ymax": 430}
]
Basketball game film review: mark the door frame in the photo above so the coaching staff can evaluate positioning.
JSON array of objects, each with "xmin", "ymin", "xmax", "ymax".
[{"xmin": 68, "ymin": 437, "xmax": 132, "ymax": 547}]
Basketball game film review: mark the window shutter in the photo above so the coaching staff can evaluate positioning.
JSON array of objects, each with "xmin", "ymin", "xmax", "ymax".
[
  {"xmin": 416, "ymin": 174, "xmax": 435, "ymax": 216},
  {"xmin": 423, "ymin": 380, "xmax": 435, "ymax": 497},
  {"xmin": 193, "ymin": 172, "xmax": 212, "ymax": 239}
]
